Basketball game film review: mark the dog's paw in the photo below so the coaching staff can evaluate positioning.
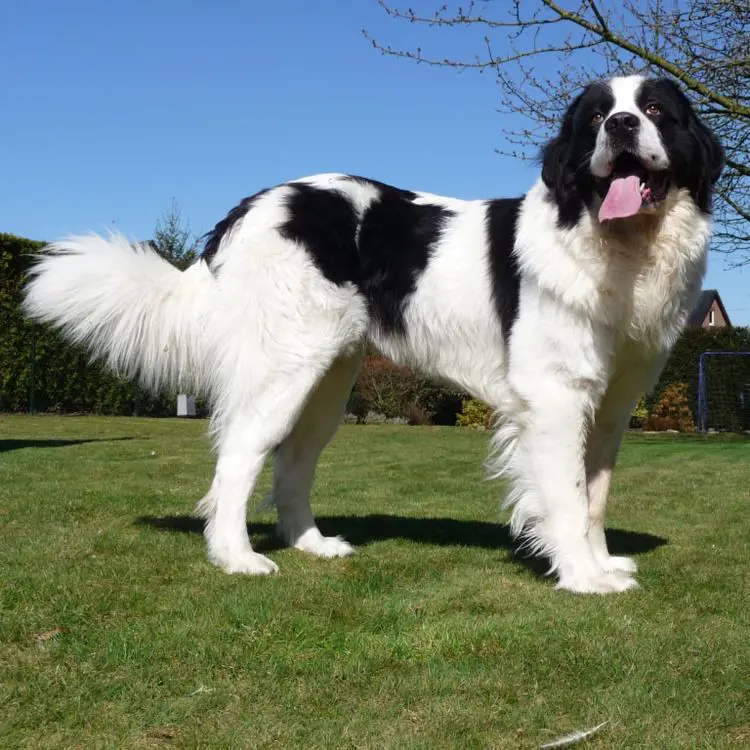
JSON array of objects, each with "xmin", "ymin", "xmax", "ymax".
[
  {"xmin": 601, "ymin": 555, "xmax": 638, "ymax": 574},
  {"xmin": 556, "ymin": 569, "xmax": 639, "ymax": 595},
  {"xmin": 292, "ymin": 528, "xmax": 355, "ymax": 559},
  {"xmin": 210, "ymin": 550, "xmax": 280, "ymax": 576}
]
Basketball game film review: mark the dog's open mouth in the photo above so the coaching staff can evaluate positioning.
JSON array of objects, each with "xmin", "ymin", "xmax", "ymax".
[{"xmin": 596, "ymin": 152, "xmax": 670, "ymax": 222}]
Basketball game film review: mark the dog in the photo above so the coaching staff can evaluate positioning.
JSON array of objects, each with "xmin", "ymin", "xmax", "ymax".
[{"xmin": 25, "ymin": 76, "xmax": 723, "ymax": 593}]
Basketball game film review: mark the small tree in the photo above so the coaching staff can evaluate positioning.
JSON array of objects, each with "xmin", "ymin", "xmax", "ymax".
[
  {"xmin": 644, "ymin": 382, "xmax": 696, "ymax": 432},
  {"xmin": 151, "ymin": 198, "xmax": 198, "ymax": 271}
]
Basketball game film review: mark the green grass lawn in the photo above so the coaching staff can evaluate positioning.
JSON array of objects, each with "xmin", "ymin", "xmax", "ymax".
[{"xmin": 1, "ymin": 415, "xmax": 748, "ymax": 749}]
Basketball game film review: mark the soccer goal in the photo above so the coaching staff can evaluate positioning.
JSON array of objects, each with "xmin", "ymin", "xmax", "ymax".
[{"xmin": 696, "ymin": 351, "xmax": 750, "ymax": 433}]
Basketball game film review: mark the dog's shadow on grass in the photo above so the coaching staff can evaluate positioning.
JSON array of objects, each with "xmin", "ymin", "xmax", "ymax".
[
  {"xmin": 135, "ymin": 513, "xmax": 667, "ymax": 578},
  {"xmin": 0, "ymin": 437, "xmax": 134, "ymax": 453}
]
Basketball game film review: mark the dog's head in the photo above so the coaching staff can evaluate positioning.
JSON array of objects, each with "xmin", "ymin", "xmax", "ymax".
[{"xmin": 541, "ymin": 76, "xmax": 724, "ymax": 226}]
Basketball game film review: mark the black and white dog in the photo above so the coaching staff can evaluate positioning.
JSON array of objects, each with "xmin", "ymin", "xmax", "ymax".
[{"xmin": 26, "ymin": 76, "xmax": 723, "ymax": 593}]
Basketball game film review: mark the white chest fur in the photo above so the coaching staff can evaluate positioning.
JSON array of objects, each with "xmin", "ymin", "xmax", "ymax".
[{"xmin": 517, "ymin": 181, "xmax": 711, "ymax": 354}]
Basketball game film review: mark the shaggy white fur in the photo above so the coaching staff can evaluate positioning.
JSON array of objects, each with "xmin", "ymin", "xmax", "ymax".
[{"xmin": 24, "ymin": 75, "xmax": 722, "ymax": 592}]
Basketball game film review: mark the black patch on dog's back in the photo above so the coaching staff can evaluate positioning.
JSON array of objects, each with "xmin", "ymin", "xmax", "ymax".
[
  {"xmin": 357, "ymin": 192, "xmax": 453, "ymax": 334},
  {"xmin": 345, "ymin": 174, "xmax": 418, "ymax": 202},
  {"xmin": 203, "ymin": 178, "xmax": 454, "ymax": 335},
  {"xmin": 202, "ymin": 189, "xmax": 270, "ymax": 266},
  {"xmin": 281, "ymin": 178, "xmax": 451, "ymax": 332},
  {"xmin": 279, "ymin": 183, "xmax": 360, "ymax": 285},
  {"xmin": 486, "ymin": 198, "xmax": 522, "ymax": 343}
]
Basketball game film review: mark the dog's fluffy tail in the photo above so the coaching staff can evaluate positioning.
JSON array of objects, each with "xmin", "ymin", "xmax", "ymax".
[{"xmin": 23, "ymin": 233, "xmax": 214, "ymax": 394}]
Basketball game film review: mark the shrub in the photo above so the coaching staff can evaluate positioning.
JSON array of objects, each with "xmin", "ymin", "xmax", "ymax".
[
  {"xmin": 456, "ymin": 398, "xmax": 494, "ymax": 429},
  {"xmin": 416, "ymin": 383, "xmax": 465, "ymax": 425},
  {"xmin": 630, "ymin": 395, "xmax": 649, "ymax": 428},
  {"xmin": 350, "ymin": 354, "xmax": 465, "ymax": 425},
  {"xmin": 405, "ymin": 403, "xmax": 431, "ymax": 426},
  {"xmin": 654, "ymin": 326, "xmax": 750, "ymax": 419},
  {"xmin": 352, "ymin": 356, "xmax": 425, "ymax": 420},
  {"xmin": 643, "ymin": 382, "xmax": 696, "ymax": 432},
  {"xmin": 363, "ymin": 410, "xmax": 387, "ymax": 425},
  {"xmin": 0, "ymin": 233, "xmax": 202, "ymax": 416}
]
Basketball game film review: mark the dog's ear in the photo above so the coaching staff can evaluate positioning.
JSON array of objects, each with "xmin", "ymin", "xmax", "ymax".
[
  {"xmin": 687, "ymin": 109, "xmax": 724, "ymax": 213},
  {"xmin": 658, "ymin": 77, "xmax": 725, "ymax": 184},
  {"xmin": 541, "ymin": 88, "xmax": 590, "ymax": 194},
  {"xmin": 658, "ymin": 77, "xmax": 724, "ymax": 213},
  {"xmin": 689, "ymin": 112, "xmax": 725, "ymax": 185},
  {"xmin": 541, "ymin": 135, "xmax": 575, "ymax": 198},
  {"xmin": 541, "ymin": 90, "xmax": 587, "ymax": 216}
]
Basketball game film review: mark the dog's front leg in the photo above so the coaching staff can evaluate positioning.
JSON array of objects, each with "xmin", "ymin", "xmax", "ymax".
[{"xmin": 502, "ymin": 376, "xmax": 638, "ymax": 594}]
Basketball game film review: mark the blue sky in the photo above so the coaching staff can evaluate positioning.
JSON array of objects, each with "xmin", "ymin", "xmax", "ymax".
[{"xmin": 2, "ymin": 0, "xmax": 747, "ymax": 324}]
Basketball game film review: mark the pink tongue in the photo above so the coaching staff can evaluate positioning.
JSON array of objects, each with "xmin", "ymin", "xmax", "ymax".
[{"xmin": 598, "ymin": 174, "xmax": 642, "ymax": 222}]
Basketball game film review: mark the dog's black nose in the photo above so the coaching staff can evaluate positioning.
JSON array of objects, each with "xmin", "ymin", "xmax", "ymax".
[{"xmin": 605, "ymin": 112, "xmax": 640, "ymax": 134}]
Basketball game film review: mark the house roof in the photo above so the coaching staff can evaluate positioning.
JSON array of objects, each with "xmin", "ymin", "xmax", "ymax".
[{"xmin": 688, "ymin": 289, "xmax": 732, "ymax": 327}]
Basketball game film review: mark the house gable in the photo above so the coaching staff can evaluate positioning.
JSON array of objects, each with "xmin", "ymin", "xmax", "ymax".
[{"xmin": 688, "ymin": 290, "xmax": 732, "ymax": 329}]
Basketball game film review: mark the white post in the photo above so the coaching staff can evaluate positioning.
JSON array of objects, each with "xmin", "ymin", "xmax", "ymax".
[{"xmin": 177, "ymin": 394, "xmax": 196, "ymax": 417}]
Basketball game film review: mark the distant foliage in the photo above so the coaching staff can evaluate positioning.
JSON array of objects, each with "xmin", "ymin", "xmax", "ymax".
[
  {"xmin": 630, "ymin": 395, "xmax": 649, "ymax": 428},
  {"xmin": 653, "ymin": 326, "xmax": 750, "ymax": 417},
  {"xmin": 0, "ymin": 234, "xmax": 41, "ymax": 407},
  {"xmin": 351, "ymin": 355, "xmax": 423, "ymax": 420},
  {"xmin": 416, "ymin": 382, "xmax": 465, "ymax": 426},
  {"xmin": 0, "ymin": 233, "xmax": 180, "ymax": 415},
  {"xmin": 644, "ymin": 382, "xmax": 696, "ymax": 432},
  {"xmin": 349, "ymin": 353, "xmax": 464, "ymax": 425},
  {"xmin": 151, "ymin": 199, "xmax": 199, "ymax": 270},
  {"xmin": 698, "ymin": 353, "xmax": 750, "ymax": 432},
  {"xmin": 5, "ymin": 229, "xmax": 748, "ymax": 424},
  {"xmin": 456, "ymin": 398, "xmax": 494, "ymax": 429},
  {"xmin": 629, "ymin": 328, "xmax": 749, "ymax": 431}
]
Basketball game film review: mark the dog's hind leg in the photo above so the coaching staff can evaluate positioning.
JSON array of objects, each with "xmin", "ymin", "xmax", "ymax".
[
  {"xmin": 271, "ymin": 348, "xmax": 364, "ymax": 558},
  {"xmin": 198, "ymin": 361, "xmax": 337, "ymax": 575},
  {"xmin": 191, "ymin": 183, "xmax": 371, "ymax": 574},
  {"xmin": 197, "ymin": 287, "xmax": 368, "ymax": 575}
]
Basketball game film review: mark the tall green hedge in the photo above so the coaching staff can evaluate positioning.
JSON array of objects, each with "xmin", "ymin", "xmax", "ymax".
[
  {"xmin": 0, "ymin": 233, "xmax": 176, "ymax": 415},
  {"xmin": 652, "ymin": 325, "xmax": 750, "ymax": 419},
  {"xmin": 2, "ymin": 232, "xmax": 748, "ymax": 421}
]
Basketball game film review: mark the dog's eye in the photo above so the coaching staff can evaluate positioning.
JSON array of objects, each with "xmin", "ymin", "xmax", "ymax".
[
  {"xmin": 646, "ymin": 103, "xmax": 662, "ymax": 116},
  {"xmin": 591, "ymin": 113, "xmax": 604, "ymax": 125}
]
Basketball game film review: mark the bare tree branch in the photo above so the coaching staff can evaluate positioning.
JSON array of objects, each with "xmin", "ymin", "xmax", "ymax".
[
  {"xmin": 539, "ymin": 0, "xmax": 750, "ymax": 117},
  {"xmin": 367, "ymin": 0, "xmax": 750, "ymax": 262}
]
